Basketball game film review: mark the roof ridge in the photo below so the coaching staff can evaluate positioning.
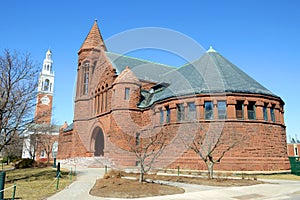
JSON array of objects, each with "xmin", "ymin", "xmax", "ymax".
[{"xmin": 106, "ymin": 51, "xmax": 175, "ymax": 69}]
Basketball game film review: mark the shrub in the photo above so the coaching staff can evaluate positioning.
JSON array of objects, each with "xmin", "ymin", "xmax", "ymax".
[
  {"xmin": 33, "ymin": 161, "xmax": 52, "ymax": 168},
  {"xmin": 104, "ymin": 169, "xmax": 123, "ymax": 179},
  {"xmin": 14, "ymin": 158, "xmax": 34, "ymax": 169}
]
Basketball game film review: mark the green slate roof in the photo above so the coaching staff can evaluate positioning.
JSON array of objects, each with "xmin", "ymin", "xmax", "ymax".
[
  {"xmin": 106, "ymin": 52, "xmax": 174, "ymax": 83},
  {"xmin": 106, "ymin": 49, "xmax": 277, "ymax": 108}
]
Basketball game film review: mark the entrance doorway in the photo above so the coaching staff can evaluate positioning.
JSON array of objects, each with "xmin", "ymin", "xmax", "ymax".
[{"xmin": 91, "ymin": 127, "xmax": 104, "ymax": 156}]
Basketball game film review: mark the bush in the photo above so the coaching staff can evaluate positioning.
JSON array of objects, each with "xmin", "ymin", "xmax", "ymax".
[
  {"xmin": 14, "ymin": 158, "xmax": 34, "ymax": 169},
  {"xmin": 1, "ymin": 156, "xmax": 20, "ymax": 164},
  {"xmin": 33, "ymin": 161, "xmax": 52, "ymax": 168},
  {"xmin": 104, "ymin": 169, "xmax": 123, "ymax": 179}
]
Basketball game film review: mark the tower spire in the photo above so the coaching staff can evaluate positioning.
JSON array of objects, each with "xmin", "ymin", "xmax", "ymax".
[{"xmin": 79, "ymin": 20, "xmax": 107, "ymax": 52}]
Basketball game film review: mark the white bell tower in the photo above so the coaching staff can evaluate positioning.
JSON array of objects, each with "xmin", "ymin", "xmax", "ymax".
[
  {"xmin": 38, "ymin": 49, "xmax": 55, "ymax": 93},
  {"xmin": 35, "ymin": 49, "xmax": 55, "ymax": 124}
]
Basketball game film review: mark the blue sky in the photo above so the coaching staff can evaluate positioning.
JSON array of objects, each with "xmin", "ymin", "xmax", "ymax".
[{"xmin": 0, "ymin": 0, "xmax": 299, "ymax": 140}]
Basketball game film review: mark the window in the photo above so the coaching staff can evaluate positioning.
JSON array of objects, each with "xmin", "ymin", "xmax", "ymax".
[
  {"xmin": 218, "ymin": 101, "xmax": 226, "ymax": 119},
  {"xmin": 295, "ymin": 147, "xmax": 299, "ymax": 156},
  {"xmin": 176, "ymin": 104, "xmax": 185, "ymax": 121},
  {"xmin": 136, "ymin": 133, "xmax": 140, "ymax": 146},
  {"xmin": 83, "ymin": 64, "xmax": 89, "ymax": 95},
  {"xmin": 105, "ymin": 92, "xmax": 108, "ymax": 111},
  {"xmin": 159, "ymin": 108, "xmax": 164, "ymax": 124},
  {"xmin": 236, "ymin": 100, "xmax": 244, "ymax": 120},
  {"xmin": 125, "ymin": 88, "xmax": 130, "ymax": 100},
  {"xmin": 187, "ymin": 102, "xmax": 196, "ymax": 120},
  {"xmin": 270, "ymin": 105, "xmax": 275, "ymax": 122},
  {"xmin": 165, "ymin": 105, "xmax": 170, "ymax": 123},
  {"xmin": 40, "ymin": 150, "xmax": 46, "ymax": 158},
  {"xmin": 204, "ymin": 101, "xmax": 213, "ymax": 120},
  {"xmin": 247, "ymin": 101, "xmax": 256, "ymax": 120},
  {"xmin": 43, "ymin": 79, "xmax": 49, "ymax": 91},
  {"xmin": 263, "ymin": 104, "xmax": 268, "ymax": 121}
]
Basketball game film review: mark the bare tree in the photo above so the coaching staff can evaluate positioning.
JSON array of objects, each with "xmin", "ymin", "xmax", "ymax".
[
  {"xmin": 118, "ymin": 128, "xmax": 168, "ymax": 182},
  {"xmin": 23, "ymin": 123, "xmax": 58, "ymax": 163},
  {"xmin": 2, "ymin": 133, "xmax": 23, "ymax": 162},
  {"xmin": 0, "ymin": 49, "xmax": 39, "ymax": 153},
  {"xmin": 182, "ymin": 124, "xmax": 242, "ymax": 179},
  {"xmin": 36, "ymin": 124, "xmax": 59, "ymax": 163},
  {"xmin": 23, "ymin": 130, "xmax": 39, "ymax": 160}
]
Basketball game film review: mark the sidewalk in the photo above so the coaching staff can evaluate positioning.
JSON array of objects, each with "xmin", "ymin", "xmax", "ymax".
[
  {"xmin": 47, "ymin": 165, "xmax": 105, "ymax": 200},
  {"xmin": 47, "ymin": 164, "xmax": 300, "ymax": 200}
]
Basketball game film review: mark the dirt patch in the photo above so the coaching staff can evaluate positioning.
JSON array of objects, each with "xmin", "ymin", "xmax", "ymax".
[
  {"xmin": 90, "ymin": 170, "xmax": 263, "ymax": 198},
  {"xmin": 90, "ymin": 178, "xmax": 185, "ymax": 198},
  {"xmin": 144, "ymin": 174, "xmax": 263, "ymax": 187}
]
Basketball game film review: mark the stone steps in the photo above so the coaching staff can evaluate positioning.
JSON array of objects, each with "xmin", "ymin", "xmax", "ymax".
[{"xmin": 59, "ymin": 156, "xmax": 114, "ymax": 168}]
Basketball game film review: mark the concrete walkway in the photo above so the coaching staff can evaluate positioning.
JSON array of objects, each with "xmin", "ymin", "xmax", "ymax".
[{"xmin": 47, "ymin": 164, "xmax": 300, "ymax": 200}]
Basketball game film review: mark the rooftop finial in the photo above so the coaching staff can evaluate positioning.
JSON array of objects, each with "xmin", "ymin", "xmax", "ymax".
[{"xmin": 207, "ymin": 46, "xmax": 216, "ymax": 53}]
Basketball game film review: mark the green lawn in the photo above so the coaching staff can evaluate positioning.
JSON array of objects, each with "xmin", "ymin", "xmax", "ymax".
[
  {"xmin": 256, "ymin": 173, "xmax": 300, "ymax": 181},
  {"xmin": 3, "ymin": 167, "xmax": 75, "ymax": 200}
]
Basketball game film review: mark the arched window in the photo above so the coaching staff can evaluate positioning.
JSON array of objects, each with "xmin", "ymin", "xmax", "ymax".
[
  {"xmin": 50, "ymin": 83, "xmax": 52, "ymax": 92},
  {"xmin": 44, "ymin": 79, "xmax": 50, "ymax": 91},
  {"xmin": 83, "ymin": 63, "xmax": 89, "ymax": 95},
  {"xmin": 47, "ymin": 65, "xmax": 49, "ymax": 71}
]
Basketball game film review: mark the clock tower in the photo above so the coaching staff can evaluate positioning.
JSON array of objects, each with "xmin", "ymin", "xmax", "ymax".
[{"xmin": 35, "ymin": 49, "xmax": 54, "ymax": 124}]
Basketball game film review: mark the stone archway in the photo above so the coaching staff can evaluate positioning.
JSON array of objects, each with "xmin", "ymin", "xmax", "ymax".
[{"xmin": 91, "ymin": 127, "xmax": 104, "ymax": 156}]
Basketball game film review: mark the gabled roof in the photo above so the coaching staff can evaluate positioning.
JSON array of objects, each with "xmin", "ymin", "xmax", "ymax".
[{"xmin": 79, "ymin": 20, "xmax": 107, "ymax": 52}]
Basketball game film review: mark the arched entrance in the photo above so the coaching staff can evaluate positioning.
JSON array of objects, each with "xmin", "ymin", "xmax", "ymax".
[{"xmin": 91, "ymin": 127, "xmax": 104, "ymax": 156}]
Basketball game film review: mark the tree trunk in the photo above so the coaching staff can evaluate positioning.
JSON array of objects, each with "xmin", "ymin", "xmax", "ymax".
[
  {"xmin": 47, "ymin": 152, "xmax": 50, "ymax": 163},
  {"xmin": 139, "ymin": 172, "xmax": 144, "ymax": 183},
  {"xmin": 206, "ymin": 161, "xmax": 214, "ymax": 179}
]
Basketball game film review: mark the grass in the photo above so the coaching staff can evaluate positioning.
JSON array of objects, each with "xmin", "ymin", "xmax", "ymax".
[
  {"xmin": 3, "ymin": 167, "xmax": 75, "ymax": 200},
  {"xmin": 256, "ymin": 173, "xmax": 300, "ymax": 180}
]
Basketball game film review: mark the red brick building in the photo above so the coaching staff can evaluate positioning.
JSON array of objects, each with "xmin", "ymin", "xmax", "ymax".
[
  {"xmin": 287, "ymin": 142, "xmax": 300, "ymax": 156},
  {"xmin": 58, "ymin": 21, "xmax": 289, "ymax": 171}
]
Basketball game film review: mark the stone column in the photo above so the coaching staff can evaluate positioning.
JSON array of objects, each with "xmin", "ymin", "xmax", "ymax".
[
  {"xmin": 169, "ymin": 103, "xmax": 177, "ymax": 123},
  {"xmin": 255, "ymin": 100, "xmax": 264, "ymax": 121},
  {"xmin": 275, "ymin": 104, "xmax": 281, "ymax": 124},
  {"xmin": 183, "ymin": 102, "xmax": 188, "ymax": 121},
  {"xmin": 195, "ymin": 100, "xmax": 202, "ymax": 120},
  {"xmin": 267, "ymin": 103, "xmax": 272, "ymax": 122},
  {"xmin": 244, "ymin": 100, "xmax": 248, "ymax": 120},
  {"xmin": 198, "ymin": 99, "xmax": 204, "ymax": 120},
  {"xmin": 227, "ymin": 98, "xmax": 236, "ymax": 120},
  {"xmin": 213, "ymin": 99, "xmax": 218, "ymax": 120}
]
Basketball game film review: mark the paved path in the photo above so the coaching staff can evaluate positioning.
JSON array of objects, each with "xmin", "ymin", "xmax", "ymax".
[{"xmin": 47, "ymin": 164, "xmax": 300, "ymax": 200}]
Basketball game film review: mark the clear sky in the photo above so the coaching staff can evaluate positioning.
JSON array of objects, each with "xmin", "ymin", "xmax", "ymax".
[{"xmin": 0, "ymin": 0, "xmax": 299, "ymax": 141}]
